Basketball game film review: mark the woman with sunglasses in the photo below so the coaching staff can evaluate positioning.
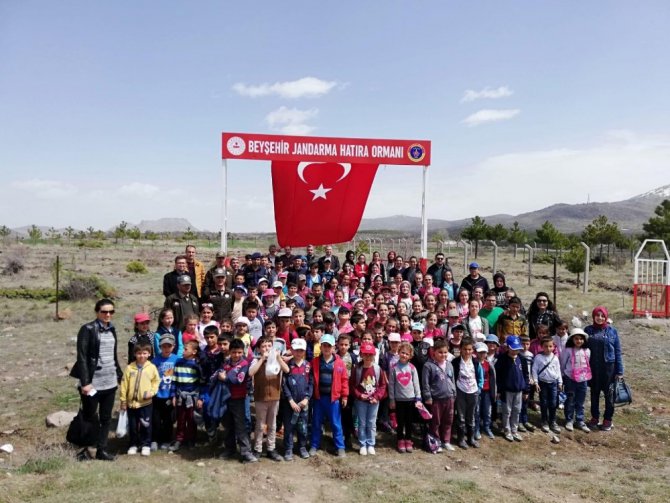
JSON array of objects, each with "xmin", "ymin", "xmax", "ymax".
[
  {"xmin": 527, "ymin": 292, "xmax": 562, "ymax": 339},
  {"xmin": 70, "ymin": 298, "xmax": 123, "ymax": 461}
]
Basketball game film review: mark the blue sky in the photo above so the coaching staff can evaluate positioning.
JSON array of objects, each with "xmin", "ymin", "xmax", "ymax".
[{"xmin": 1, "ymin": 1, "xmax": 669, "ymax": 232}]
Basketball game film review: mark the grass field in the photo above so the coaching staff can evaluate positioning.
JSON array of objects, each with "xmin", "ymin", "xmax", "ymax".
[{"xmin": 0, "ymin": 242, "xmax": 668, "ymax": 503}]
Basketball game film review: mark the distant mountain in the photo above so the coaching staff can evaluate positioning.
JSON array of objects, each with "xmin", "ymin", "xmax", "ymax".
[
  {"xmin": 360, "ymin": 184, "xmax": 670, "ymax": 235},
  {"xmin": 135, "ymin": 218, "xmax": 198, "ymax": 233}
]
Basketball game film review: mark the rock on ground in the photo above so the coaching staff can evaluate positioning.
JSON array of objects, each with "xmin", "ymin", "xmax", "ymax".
[{"xmin": 45, "ymin": 410, "xmax": 76, "ymax": 428}]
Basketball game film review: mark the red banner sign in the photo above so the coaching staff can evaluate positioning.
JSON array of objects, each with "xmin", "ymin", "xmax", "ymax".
[{"xmin": 222, "ymin": 132, "xmax": 431, "ymax": 166}]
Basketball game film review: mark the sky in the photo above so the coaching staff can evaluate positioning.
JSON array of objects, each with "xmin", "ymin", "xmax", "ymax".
[{"xmin": 1, "ymin": 1, "xmax": 670, "ymax": 232}]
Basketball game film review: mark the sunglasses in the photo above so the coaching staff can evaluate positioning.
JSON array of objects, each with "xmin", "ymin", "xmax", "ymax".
[{"xmin": 99, "ymin": 310, "xmax": 115, "ymax": 315}]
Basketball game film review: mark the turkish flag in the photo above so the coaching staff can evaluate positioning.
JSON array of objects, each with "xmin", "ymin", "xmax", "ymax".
[{"xmin": 271, "ymin": 161, "xmax": 379, "ymax": 247}]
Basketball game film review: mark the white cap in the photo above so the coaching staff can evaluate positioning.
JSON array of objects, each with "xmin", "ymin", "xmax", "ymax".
[
  {"xmin": 474, "ymin": 342, "xmax": 488, "ymax": 353},
  {"xmin": 291, "ymin": 338, "xmax": 307, "ymax": 350},
  {"xmin": 278, "ymin": 308, "xmax": 292, "ymax": 318},
  {"xmin": 387, "ymin": 332, "xmax": 401, "ymax": 342},
  {"xmin": 235, "ymin": 316, "xmax": 250, "ymax": 327}
]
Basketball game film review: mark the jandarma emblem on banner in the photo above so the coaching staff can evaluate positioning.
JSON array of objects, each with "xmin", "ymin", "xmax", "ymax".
[{"xmin": 407, "ymin": 143, "xmax": 426, "ymax": 162}]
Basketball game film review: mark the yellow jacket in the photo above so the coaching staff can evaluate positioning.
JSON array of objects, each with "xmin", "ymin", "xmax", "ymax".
[
  {"xmin": 120, "ymin": 361, "xmax": 160, "ymax": 409},
  {"xmin": 193, "ymin": 260, "xmax": 206, "ymax": 297}
]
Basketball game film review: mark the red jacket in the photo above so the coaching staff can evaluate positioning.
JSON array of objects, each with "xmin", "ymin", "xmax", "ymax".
[{"xmin": 311, "ymin": 354, "xmax": 349, "ymax": 402}]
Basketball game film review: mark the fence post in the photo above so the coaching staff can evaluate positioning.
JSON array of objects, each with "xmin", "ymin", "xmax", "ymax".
[
  {"xmin": 580, "ymin": 242, "xmax": 590, "ymax": 293},
  {"xmin": 490, "ymin": 240, "xmax": 498, "ymax": 275},
  {"xmin": 524, "ymin": 244, "xmax": 534, "ymax": 286}
]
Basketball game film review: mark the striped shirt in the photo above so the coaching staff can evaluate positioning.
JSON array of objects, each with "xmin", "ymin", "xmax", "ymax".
[{"xmin": 91, "ymin": 328, "xmax": 118, "ymax": 391}]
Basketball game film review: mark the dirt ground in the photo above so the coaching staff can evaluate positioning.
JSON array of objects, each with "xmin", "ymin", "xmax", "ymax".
[{"xmin": 0, "ymin": 242, "xmax": 669, "ymax": 503}]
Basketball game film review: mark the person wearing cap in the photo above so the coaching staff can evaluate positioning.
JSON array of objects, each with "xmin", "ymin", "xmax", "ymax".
[
  {"xmin": 318, "ymin": 245, "xmax": 341, "ymax": 274},
  {"xmin": 475, "ymin": 341, "xmax": 496, "ymax": 440},
  {"xmin": 164, "ymin": 274, "xmax": 200, "ymax": 331},
  {"xmin": 242, "ymin": 252, "xmax": 268, "ymax": 289},
  {"xmin": 127, "ymin": 312, "xmax": 155, "ymax": 364},
  {"xmin": 495, "ymin": 335, "xmax": 528, "ymax": 442},
  {"xmin": 584, "ymin": 306, "xmax": 624, "ymax": 431},
  {"xmin": 276, "ymin": 307, "xmax": 297, "ymax": 347},
  {"xmin": 309, "ymin": 333, "xmax": 349, "ymax": 457},
  {"xmin": 201, "ymin": 268, "xmax": 233, "ymax": 323},
  {"xmin": 163, "ymin": 254, "xmax": 189, "ymax": 298},
  {"xmin": 320, "ymin": 258, "xmax": 336, "ymax": 284},
  {"xmin": 281, "ymin": 337, "xmax": 313, "ymax": 460},
  {"xmin": 485, "ymin": 334, "xmax": 500, "ymax": 364},
  {"xmin": 286, "ymin": 255, "xmax": 306, "ymax": 286},
  {"xmin": 351, "ymin": 343, "xmax": 387, "ymax": 455},
  {"xmin": 260, "ymin": 288, "xmax": 279, "ymax": 321},
  {"xmin": 460, "ymin": 262, "xmax": 490, "ymax": 296},
  {"xmin": 151, "ymin": 332, "xmax": 179, "ymax": 450},
  {"xmin": 202, "ymin": 251, "xmax": 230, "ymax": 298},
  {"xmin": 560, "ymin": 328, "xmax": 592, "ymax": 433}
]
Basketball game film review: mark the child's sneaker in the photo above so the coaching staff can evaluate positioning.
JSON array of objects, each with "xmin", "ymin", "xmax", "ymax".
[
  {"xmin": 267, "ymin": 450, "xmax": 283, "ymax": 462},
  {"xmin": 397, "ymin": 440, "xmax": 406, "ymax": 453},
  {"xmin": 576, "ymin": 422, "xmax": 591, "ymax": 433},
  {"xmin": 474, "ymin": 431, "xmax": 481, "ymax": 441},
  {"xmin": 159, "ymin": 443, "xmax": 170, "ymax": 450},
  {"xmin": 565, "ymin": 421, "xmax": 574, "ymax": 432},
  {"xmin": 359, "ymin": 446, "xmax": 368, "ymax": 456},
  {"xmin": 241, "ymin": 452, "xmax": 258, "ymax": 464},
  {"xmin": 299, "ymin": 447, "xmax": 310, "ymax": 459},
  {"xmin": 485, "ymin": 429, "xmax": 495, "ymax": 439},
  {"xmin": 308, "ymin": 447, "xmax": 318, "ymax": 457},
  {"xmin": 127, "ymin": 446, "xmax": 138, "ymax": 455},
  {"xmin": 405, "ymin": 440, "xmax": 414, "ymax": 453},
  {"xmin": 550, "ymin": 423, "xmax": 561, "ymax": 434},
  {"xmin": 336, "ymin": 448, "xmax": 346, "ymax": 458},
  {"xmin": 541, "ymin": 423, "xmax": 550, "ymax": 433},
  {"xmin": 150, "ymin": 442, "xmax": 158, "ymax": 452},
  {"xmin": 512, "ymin": 433, "xmax": 523, "ymax": 442},
  {"xmin": 443, "ymin": 442, "xmax": 455, "ymax": 451},
  {"xmin": 284, "ymin": 451, "xmax": 294, "ymax": 461},
  {"xmin": 600, "ymin": 419, "xmax": 613, "ymax": 431},
  {"xmin": 367, "ymin": 446, "xmax": 376, "ymax": 456},
  {"xmin": 587, "ymin": 417, "xmax": 599, "ymax": 429},
  {"xmin": 217, "ymin": 449, "xmax": 235, "ymax": 460},
  {"xmin": 141, "ymin": 446, "xmax": 151, "ymax": 457},
  {"xmin": 517, "ymin": 423, "xmax": 527, "ymax": 433},
  {"xmin": 523, "ymin": 422, "xmax": 535, "ymax": 432},
  {"xmin": 168, "ymin": 441, "xmax": 181, "ymax": 452},
  {"xmin": 457, "ymin": 437, "xmax": 468, "ymax": 450},
  {"xmin": 504, "ymin": 432, "xmax": 514, "ymax": 442}
]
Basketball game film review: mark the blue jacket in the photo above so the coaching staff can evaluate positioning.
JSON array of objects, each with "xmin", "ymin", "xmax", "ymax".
[
  {"xmin": 585, "ymin": 324, "xmax": 624, "ymax": 375},
  {"xmin": 282, "ymin": 360, "xmax": 313, "ymax": 402},
  {"xmin": 495, "ymin": 353, "xmax": 527, "ymax": 393},
  {"xmin": 152, "ymin": 353, "xmax": 179, "ymax": 399}
]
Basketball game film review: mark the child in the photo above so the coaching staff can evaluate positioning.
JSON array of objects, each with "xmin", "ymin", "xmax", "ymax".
[
  {"xmin": 282, "ymin": 338, "xmax": 313, "ymax": 461},
  {"xmin": 448, "ymin": 323, "xmax": 465, "ymax": 358},
  {"xmin": 181, "ymin": 314, "xmax": 200, "ymax": 347},
  {"xmin": 217, "ymin": 339, "xmax": 257, "ymax": 463},
  {"xmin": 398, "ymin": 314, "xmax": 412, "ymax": 343},
  {"xmin": 170, "ymin": 340, "xmax": 204, "ymax": 451},
  {"xmin": 424, "ymin": 312, "xmax": 442, "ymax": 342},
  {"xmin": 244, "ymin": 302, "xmax": 263, "ymax": 346},
  {"xmin": 233, "ymin": 317, "xmax": 252, "ymax": 357},
  {"xmin": 128, "ymin": 313, "xmax": 155, "ymax": 364},
  {"xmin": 154, "ymin": 308, "xmax": 183, "ymax": 357},
  {"xmin": 496, "ymin": 297, "xmax": 527, "ymax": 340},
  {"xmin": 308, "ymin": 323, "xmax": 324, "ymax": 360},
  {"xmin": 309, "ymin": 334, "xmax": 349, "ymax": 457},
  {"xmin": 560, "ymin": 328, "xmax": 592, "ymax": 432},
  {"xmin": 351, "ymin": 343, "xmax": 387, "ymax": 455},
  {"xmin": 249, "ymin": 336, "xmax": 289, "ymax": 461},
  {"xmin": 518, "ymin": 336, "xmax": 536, "ymax": 432},
  {"xmin": 421, "ymin": 339, "xmax": 457, "ymax": 452},
  {"xmin": 120, "ymin": 343, "xmax": 160, "ymax": 456},
  {"xmin": 485, "ymin": 334, "xmax": 500, "ymax": 364},
  {"xmin": 388, "ymin": 342, "xmax": 422, "ymax": 453},
  {"xmin": 199, "ymin": 325, "xmax": 224, "ymax": 443},
  {"xmin": 451, "ymin": 337, "xmax": 484, "ymax": 449},
  {"xmin": 152, "ymin": 334, "xmax": 179, "ymax": 450},
  {"xmin": 495, "ymin": 335, "xmax": 527, "ymax": 442},
  {"xmin": 197, "ymin": 304, "xmax": 220, "ymax": 349},
  {"xmin": 335, "ymin": 333, "xmax": 356, "ymax": 448},
  {"xmin": 264, "ymin": 319, "xmax": 287, "ymax": 356},
  {"xmin": 553, "ymin": 321, "xmax": 570, "ymax": 357},
  {"xmin": 475, "ymin": 342, "xmax": 496, "ymax": 440},
  {"xmin": 532, "ymin": 337, "xmax": 563, "ymax": 434}
]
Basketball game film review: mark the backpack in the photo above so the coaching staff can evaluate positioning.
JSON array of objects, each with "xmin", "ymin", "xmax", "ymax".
[{"xmin": 423, "ymin": 432, "xmax": 441, "ymax": 453}]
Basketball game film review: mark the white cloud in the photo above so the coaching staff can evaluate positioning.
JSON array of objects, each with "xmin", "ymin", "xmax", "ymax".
[
  {"xmin": 461, "ymin": 86, "xmax": 514, "ymax": 103},
  {"xmin": 265, "ymin": 106, "xmax": 318, "ymax": 135},
  {"xmin": 118, "ymin": 182, "xmax": 160, "ymax": 198},
  {"xmin": 232, "ymin": 77, "xmax": 337, "ymax": 99},
  {"xmin": 10, "ymin": 178, "xmax": 77, "ymax": 199},
  {"xmin": 462, "ymin": 109, "xmax": 520, "ymax": 127}
]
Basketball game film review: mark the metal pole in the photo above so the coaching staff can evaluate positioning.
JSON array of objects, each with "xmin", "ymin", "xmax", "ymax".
[
  {"xmin": 421, "ymin": 165, "xmax": 428, "ymax": 258},
  {"xmin": 463, "ymin": 242, "xmax": 468, "ymax": 275},
  {"xmin": 553, "ymin": 256, "xmax": 558, "ymax": 305},
  {"xmin": 580, "ymin": 242, "xmax": 590, "ymax": 293},
  {"xmin": 491, "ymin": 240, "xmax": 498, "ymax": 275},
  {"xmin": 525, "ymin": 244, "xmax": 533, "ymax": 286},
  {"xmin": 220, "ymin": 159, "xmax": 228, "ymax": 253},
  {"xmin": 55, "ymin": 255, "xmax": 60, "ymax": 321}
]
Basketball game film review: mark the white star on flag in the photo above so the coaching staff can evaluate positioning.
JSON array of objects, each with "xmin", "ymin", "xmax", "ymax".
[{"xmin": 309, "ymin": 183, "xmax": 332, "ymax": 201}]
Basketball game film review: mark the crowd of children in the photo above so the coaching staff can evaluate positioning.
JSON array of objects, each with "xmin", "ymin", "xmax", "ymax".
[{"xmin": 85, "ymin": 248, "xmax": 625, "ymax": 463}]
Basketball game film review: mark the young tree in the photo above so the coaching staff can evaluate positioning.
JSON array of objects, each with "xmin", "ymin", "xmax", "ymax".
[
  {"xmin": 535, "ymin": 221, "xmax": 563, "ymax": 254},
  {"xmin": 508, "ymin": 221, "xmax": 529, "ymax": 258},
  {"xmin": 582, "ymin": 215, "xmax": 624, "ymax": 262},
  {"xmin": 114, "ymin": 221, "xmax": 128, "ymax": 244},
  {"xmin": 563, "ymin": 245, "xmax": 587, "ymax": 288},
  {"xmin": 28, "ymin": 224, "xmax": 43, "ymax": 243},
  {"xmin": 183, "ymin": 227, "xmax": 197, "ymax": 243},
  {"xmin": 127, "ymin": 226, "xmax": 142, "ymax": 242},
  {"xmin": 642, "ymin": 199, "xmax": 670, "ymax": 244},
  {"xmin": 64, "ymin": 226, "xmax": 75, "ymax": 245},
  {"xmin": 461, "ymin": 216, "xmax": 490, "ymax": 258},
  {"xmin": 0, "ymin": 225, "xmax": 12, "ymax": 242},
  {"xmin": 486, "ymin": 223, "xmax": 508, "ymax": 243}
]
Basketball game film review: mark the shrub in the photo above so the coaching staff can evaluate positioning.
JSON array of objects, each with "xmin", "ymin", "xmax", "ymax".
[
  {"xmin": 63, "ymin": 274, "xmax": 116, "ymax": 300},
  {"xmin": 0, "ymin": 287, "xmax": 62, "ymax": 300},
  {"xmin": 2, "ymin": 254, "xmax": 25, "ymax": 275},
  {"xmin": 126, "ymin": 260, "xmax": 148, "ymax": 274},
  {"xmin": 76, "ymin": 240, "xmax": 105, "ymax": 248}
]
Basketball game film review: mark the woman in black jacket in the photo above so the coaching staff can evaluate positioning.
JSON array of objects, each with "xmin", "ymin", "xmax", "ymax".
[{"xmin": 70, "ymin": 298, "xmax": 122, "ymax": 461}]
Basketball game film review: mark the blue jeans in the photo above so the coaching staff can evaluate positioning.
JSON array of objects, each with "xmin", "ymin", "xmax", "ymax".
[
  {"xmin": 311, "ymin": 396, "xmax": 344, "ymax": 450},
  {"xmin": 564, "ymin": 376, "xmax": 587, "ymax": 424},
  {"xmin": 354, "ymin": 400, "xmax": 379, "ymax": 447},
  {"xmin": 539, "ymin": 380, "xmax": 559, "ymax": 424},
  {"xmin": 282, "ymin": 400, "xmax": 309, "ymax": 453},
  {"xmin": 128, "ymin": 405, "xmax": 152, "ymax": 448},
  {"xmin": 478, "ymin": 391, "xmax": 493, "ymax": 434}
]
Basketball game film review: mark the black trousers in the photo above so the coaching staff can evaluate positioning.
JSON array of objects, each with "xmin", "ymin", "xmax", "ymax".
[{"xmin": 81, "ymin": 386, "xmax": 116, "ymax": 450}]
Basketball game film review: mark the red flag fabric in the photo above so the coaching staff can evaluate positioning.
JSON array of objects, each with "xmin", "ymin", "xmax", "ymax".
[{"xmin": 271, "ymin": 161, "xmax": 379, "ymax": 247}]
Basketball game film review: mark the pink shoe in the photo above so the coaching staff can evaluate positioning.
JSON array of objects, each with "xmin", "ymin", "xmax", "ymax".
[
  {"xmin": 397, "ymin": 440, "xmax": 406, "ymax": 453},
  {"xmin": 405, "ymin": 440, "xmax": 414, "ymax": 453}
]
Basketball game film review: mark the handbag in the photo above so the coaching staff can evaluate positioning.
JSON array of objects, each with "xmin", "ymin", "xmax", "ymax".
[
  {"xmin": 115, "ymin": 410, "xmax": 128, "ymax": 438},
  {"xmin": 609, "ymin": 378, "xmax": 632, "ymax": 407},
  {"xmin": 66, "ymin": 400, "xmax": 100, "ymax": 447}
]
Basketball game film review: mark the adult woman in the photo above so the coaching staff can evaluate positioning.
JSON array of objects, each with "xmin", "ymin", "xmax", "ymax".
[
  {"xmin": 527, "ymin": 292, "xmax": 562, "ymax": 339},
  {"xmin": 344, "ymin": 250, "xmax": 356, "ymax": 267},
  {"xmin": 70, "ymin": 298, "xmax": 122, "ymax": 461},
  {"xmin": 492, "ymin": 272, "xmax": 510, "ymax": 307},
  {"xmin": 584, "ymin": 306, "xmax": 624, "ymax": 431},
  {"xmin": 442, "ymin": 268, "xmax": 457, "ymax": 301},
  {"xmin": 324, "ymin": 277, "xmax": 340, "ymax": 304},
  {"xmin": 370, "ymin": 274, "xmax": 384, "ymax": 295},
  {"xmin": 397, "ymin": 281, "xmax": 414, "ymax": 312},
  {"xmin": 354, "ymin": 253, "xmax": 369, "ymax": 280},
  {"xmin": 437, "ymin": 289, "xmax": 450, "ymax": 312},
  {"xmin": 410, "ymin": 271, "xmax": 424, "ymax": 297},
  {"xmin": 366, "ymin": 262, "xmax": 383, "ymax": 287},
  {"xmin": 456, "ymin": 288, "xmax": 470, "ymax": 321},
  {"xmin": 371, "ymin": 251, "xmax": 386, "ymax": 282},
  {"xmin": 418, "ymin": 275, "xmax": 440, "ymax": 299},
  {"xmin": 385, "ymin": 251, "xmax": 397, "ymax": 280}
]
